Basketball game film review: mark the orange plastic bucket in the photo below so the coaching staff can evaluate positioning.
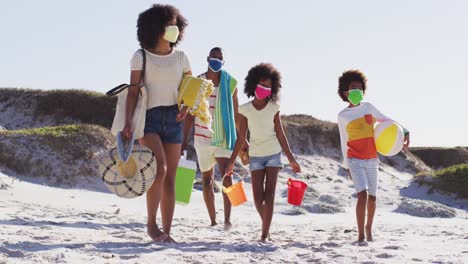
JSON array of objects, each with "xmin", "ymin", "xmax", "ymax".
[
  {"xmin": 222, "ymin": 174, "xmax": 247, "ymax": 207},
  {"xmin": 287, "ymin": 178, "xmax": 308, "ymax": 206}
]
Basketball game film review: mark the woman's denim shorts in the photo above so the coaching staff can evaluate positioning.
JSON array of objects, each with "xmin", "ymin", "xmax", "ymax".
[
  {"xmin": 144, "ymin": 105, "xmax": 182, "ymax": 144},
  {"xmin": 249, "ymin": 152, "xmax": 283, "ymax": 171}
]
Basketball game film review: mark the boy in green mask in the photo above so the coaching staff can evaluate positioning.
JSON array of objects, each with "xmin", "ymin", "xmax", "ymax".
[{"xmin": 337, "ymin": 70, "xmax": 410, "ymax": 244}]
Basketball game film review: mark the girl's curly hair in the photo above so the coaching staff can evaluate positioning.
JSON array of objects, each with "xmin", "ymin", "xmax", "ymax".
[
  {"xmin": 338, "ymin": 70, "xmax": 367, "ymax": 102},
  {"xmin": 244, "ymin": 63, "xmax": 282, "ymax": 102},
  {"xmin": 137, "ymin": 4, "xmax": 188, "ymax": 49}
]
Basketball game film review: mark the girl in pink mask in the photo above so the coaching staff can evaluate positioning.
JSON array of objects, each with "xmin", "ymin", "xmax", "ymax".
[{"xmin": 226, "ymin": 63, "xmax": 301, "ymax": 242}]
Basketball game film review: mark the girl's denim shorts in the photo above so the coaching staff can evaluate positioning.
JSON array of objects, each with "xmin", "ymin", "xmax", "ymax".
[
  {"xmin": 249, "ymin": 152, "xmax": 283, "ymax": 171},
  {"xmin": 144, "ymin": 105, "xmax": 182, "ymax": 144}
]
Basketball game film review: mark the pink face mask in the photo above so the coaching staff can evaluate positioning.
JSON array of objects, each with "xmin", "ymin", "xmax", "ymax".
[{"xmin": 255, "ymin": 84, "xmax": 272, "ymax": 99}]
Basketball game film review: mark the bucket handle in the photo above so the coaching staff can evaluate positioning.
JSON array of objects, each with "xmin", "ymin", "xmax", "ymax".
[
  {"xmin": 291, "ymin": 172, "xmax": 310, "ymax": 180},
  {"xmin": 221, "ymin": 172, "xmax": 244, "ymax": 193}
]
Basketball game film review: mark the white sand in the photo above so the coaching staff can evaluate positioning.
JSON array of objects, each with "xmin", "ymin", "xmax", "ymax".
[{"xmin": 1, "ymin": 155, "xmax": 467, "ymax": 264}]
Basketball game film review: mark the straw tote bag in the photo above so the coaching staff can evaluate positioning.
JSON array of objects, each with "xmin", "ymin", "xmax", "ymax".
[
  {"xmin": 96, "ymin": 144, "xmax": 157, "ymax": 198},
  {"xmin": 97, "ymin": 49, "xmax": 157, "ymax": 198},
  {"xmin": 107, "ymin": 49, "xmax": 147, "ymax": 139}
]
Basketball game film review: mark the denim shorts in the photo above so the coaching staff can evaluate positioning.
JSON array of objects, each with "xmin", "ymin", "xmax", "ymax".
[
  {"xmin": 144, "ymin": 105, "xmax": 182, "ymax": 144},
  {"xmin": 249, "ymin": 152, "xmax": 283, "ymax": 171}
]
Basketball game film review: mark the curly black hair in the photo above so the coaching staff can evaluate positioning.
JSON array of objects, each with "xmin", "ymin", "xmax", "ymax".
[
  {"xmin": 137, "ymin": 4, "xmax": 188, "ymax": 49},
  {"xmin": 244, "ymin": 63, "xmax": 282, "ymax": 102},
  {"xmin": 338, "ymin": 70, "xmax": 367, "ymax": 102}
]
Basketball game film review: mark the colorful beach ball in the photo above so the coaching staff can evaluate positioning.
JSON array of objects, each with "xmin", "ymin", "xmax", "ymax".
[
  {"xmin": 374, "ymin": 120, "xmax": 404, "ymax": 156},
  {"xmin": 96, "ymin": 144, "xmax": 157, "ymax": 198}
]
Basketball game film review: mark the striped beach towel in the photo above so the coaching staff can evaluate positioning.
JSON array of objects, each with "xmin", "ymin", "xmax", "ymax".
[{"xmin": 211, "ymin": 70, "xmax": 237, "ymax": 150}]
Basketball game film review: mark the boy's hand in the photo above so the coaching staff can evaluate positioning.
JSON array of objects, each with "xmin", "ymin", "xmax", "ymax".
[
  {"xmin": 242, "ymin": 140, "xmax": 249, "ymax": 152},
  {"xmin": 403, "ymin": 132, "xmax": 410, "ymax": 148},
  {"xmin": 290, "ymin": 159, "xmax": 301, "ymax": 173}
]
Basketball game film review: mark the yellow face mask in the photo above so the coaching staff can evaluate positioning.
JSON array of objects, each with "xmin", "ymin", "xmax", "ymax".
[{"xmin": 163, "ymin": 25, "xmax": 179, "ymax": 43}]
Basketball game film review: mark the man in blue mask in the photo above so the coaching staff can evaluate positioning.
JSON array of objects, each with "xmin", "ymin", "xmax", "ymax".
[{"xmin": 183, "ymin": 47, "xmax": 247, "ymax": 228}]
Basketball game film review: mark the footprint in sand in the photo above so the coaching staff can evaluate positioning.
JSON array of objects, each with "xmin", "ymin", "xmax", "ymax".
[
  {"xmin": 33, "ymin": 236, "xmax": 51, "ymax": 241},
  {"xmin": 120, "ymin": 255, "xmax": 138, "ymax": 260},
  {"xmin": 321, "ymin": 242, "xmax": 342, "ymax": 248},
  {"xmin": 383, "ymin": 245, "xmax": 403, "ymax": 250},
  {"xmin": 376, "ymin": 253, "xmax": 394, "ymax": 259},
  {"xmin": 351, "ymin": 240, "xmax": 368, "ymax": 246},
  {"xmin": 0, "ymin": 247, "xmax": 25, "ymax": 258}
]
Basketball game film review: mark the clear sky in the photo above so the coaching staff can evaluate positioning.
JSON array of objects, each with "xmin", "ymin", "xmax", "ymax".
[{"xmin": 1, "ymin": 0, "xmax": 467, "ymax": 147}]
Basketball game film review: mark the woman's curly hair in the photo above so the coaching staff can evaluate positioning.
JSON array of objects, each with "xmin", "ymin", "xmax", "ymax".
[
  {"xmin": 338, "ymin": 70, "xmax": 367, "ymax": 102},
  {"xmin": 244, "ymin": 63, "xmax": 282, "ymax": 102},
  {"xmin": 137, "ymin": 4, "xmax": 188, "ymax": 49}
]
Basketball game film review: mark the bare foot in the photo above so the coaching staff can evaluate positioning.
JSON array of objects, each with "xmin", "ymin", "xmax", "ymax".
[
  {"xmin": 164, "ymin": 235, "xmax": 177, "ymax": 244},
  {"xmin": 260, "ymin": 234, "xmax": 269, "ymax": 243},
  {"xmin": 224, "ymin": 221, "xmax": 232, "ymax": 230},
  {"xmin": 147, "ymin": 224, "xmax": 168, "ymax": 242},
  {"xmin": 358, "ymin": 233, "xmax": 365, "ymax": 242},
  {"xmin": 365, "ymin": 226, "xmax": 373, "ymax": 242},
  {"xmin": 210, "ymin": 221, "xmax": 218, "ymax": 227}
]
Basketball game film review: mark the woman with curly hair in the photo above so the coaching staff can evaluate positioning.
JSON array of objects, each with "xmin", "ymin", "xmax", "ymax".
[
  {"xmin": 226, "ymin": 63, "xmax": 301, "ymax": 242},
  {"xmin": 337, "ymin": 70, "xmax": 410, "ymax": 244},
  {"xmin": 122, "ymin": 4, "xmax": 192, "ymax": 243}
]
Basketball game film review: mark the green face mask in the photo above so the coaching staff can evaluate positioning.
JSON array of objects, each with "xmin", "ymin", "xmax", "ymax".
[{"xmin": 347, "ymin": 89, "xmax": 364, "ymax": 106}]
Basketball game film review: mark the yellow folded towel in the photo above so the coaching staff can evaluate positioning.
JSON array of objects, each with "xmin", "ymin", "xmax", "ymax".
[{"xmin": 178, "ymin": 76, "xmax": 214, "ymax": 124}]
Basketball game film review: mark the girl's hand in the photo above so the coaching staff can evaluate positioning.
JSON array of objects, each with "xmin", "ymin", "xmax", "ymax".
[
  {"xmin": 403, "ymin": 132, "xmax": 410, "ymax": 148},
  {"xmin": 225, "ymin": 162, "xmax": 234, "ymax": 176},
  {"xmin": 176, "ymin": 106, "xmax": 188, "ymax": 122},
  {"xmin": 122, "ymin": 124, "xmax": 132, "ymax": 140},
  {"xmin": 290, "ymin": 159, "xmax": 301, "ymax": 173}
]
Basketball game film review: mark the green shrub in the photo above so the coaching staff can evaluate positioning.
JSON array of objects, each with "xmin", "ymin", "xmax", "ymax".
[{"xmin": 416, "ymin": 164, "xmax": 468, "ymax": 199}]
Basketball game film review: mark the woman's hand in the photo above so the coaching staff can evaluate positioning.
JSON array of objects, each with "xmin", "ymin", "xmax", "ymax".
[
  {"xmin": 289, "ymin": 159, "xmax": 301, "ymax": 173},
  {"xmin": 122, "ymin": 123, "xmax": 132, "ymax": 140},
  {"xmin": 181, "ymin": 142, "xmax": 188, "ymax": 155},
  {"xmin": 225, "ymin": 162, "xmax": 234, "ymax": 176},
  {"xmin": 176, "ymin": 106, "xmax": 188, "ymax": 122}
]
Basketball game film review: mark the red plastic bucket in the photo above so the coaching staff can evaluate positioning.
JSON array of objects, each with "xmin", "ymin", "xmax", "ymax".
[{"xmin": 287, "ymin": 178, "xmax": 308, "ymax": 206}]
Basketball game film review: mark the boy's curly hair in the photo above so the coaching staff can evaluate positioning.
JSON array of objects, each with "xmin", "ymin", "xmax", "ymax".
[
  {"xmin": 338, "ymin": 70, "xmax": 367, "ymax": 102},
  {"xmin": 244, "ymin": 63, "xmax": 281, "ymax": 102},
  {"xmin": 137, "ymin": 4, "xmax": 188, "ymax": 49}
]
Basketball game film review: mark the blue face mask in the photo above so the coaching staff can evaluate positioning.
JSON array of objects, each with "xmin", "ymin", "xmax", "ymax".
[{"xmin": 208, "ymin": 58, "xmax": 223, "ymax": 72}]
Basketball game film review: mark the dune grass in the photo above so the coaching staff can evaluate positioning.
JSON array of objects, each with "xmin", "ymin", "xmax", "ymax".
[
  {"xmin": 1, "ymin": 124, "xmax": 92, "ymax": 137},
  {"xmin": 0, "ymin": 88, "xmax": 116, "ymax": 128},
  {"xmin": 417, "ymin": 164, "xmax": 468, "ymax": 199},
  {"xmin": 0, "ymin": 124, "xmax": 114, "ymax": 177},
  {"xmin": 410, "ymin": 147, "xmax": 468, "ymax": 169}
]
